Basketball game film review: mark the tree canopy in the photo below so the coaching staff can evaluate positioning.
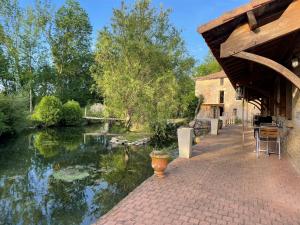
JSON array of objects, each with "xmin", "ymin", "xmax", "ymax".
[
  {"xmin": 194, "ymin": 51, "xmax": 221, "ymax": 77},
  {"xmin": 92, "ymin": 0, "xmax": 195, "ymax": 130}
]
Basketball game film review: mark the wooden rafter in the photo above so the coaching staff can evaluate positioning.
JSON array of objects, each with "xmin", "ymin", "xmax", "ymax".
[
  {"xmin": 221, "ymin": 0, "xmax": 300, "ymax": 58},
  {"xmin": 247, "ymin": 11, "xmax": 258, "ymax": 30},
  {"xmin": 198, "ymin": 0, "xmax": 274, "ymax": 34},
  {"xmin": 249, "ymin": 101, "xmax": 262, "ymax": 111},
  {"xmin": 233, "ymin": 51, "xmax": 300, "ymax": 89}
]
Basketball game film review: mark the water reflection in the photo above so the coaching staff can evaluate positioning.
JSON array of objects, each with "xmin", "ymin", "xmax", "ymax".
[{"xmin": 0, "ymin": 125, "xmax": 156, "ymax": 225}]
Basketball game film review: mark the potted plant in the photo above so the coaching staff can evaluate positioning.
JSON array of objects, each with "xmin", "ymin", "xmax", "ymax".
[
  {"xmin": 194, "ymin": 136, "xmax": 201, "ymax": 144},
  {"xmin": 150, "ymin": 150, "xmax": 169, "ymax": 178}
]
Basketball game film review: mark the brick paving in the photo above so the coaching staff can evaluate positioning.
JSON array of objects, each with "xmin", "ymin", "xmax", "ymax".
[{"xmin": 95, "ymin": 126, "xmax": 300, "ymax": 225}]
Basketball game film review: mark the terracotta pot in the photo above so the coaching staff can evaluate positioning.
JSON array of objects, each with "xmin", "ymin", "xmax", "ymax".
[
  {"xmin": 194, "ymin": 136, "xmax": 201, "ymax": 144},
  {"xmin": 150, "ymin": 151, "xmax": 169, "ymax": 178}
]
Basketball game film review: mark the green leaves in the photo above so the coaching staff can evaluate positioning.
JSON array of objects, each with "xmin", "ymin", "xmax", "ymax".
[
  {"xmin": 61, "ymin": 100, "xmax": 83, "ymax": 126},
  {"xmin": 51, "ymin": 0, "xmax": 94, "ymax": 105},
  {"xmin": 32, "ymin": 96, "xmax": 63, "ymax": 127},
  {"xmin": 194, "ymin": 51, "xmax": 221, "ymax": 77},
  {"xmin": 92, "ymin": 0, "xmax": 195, "ymax": 131}
]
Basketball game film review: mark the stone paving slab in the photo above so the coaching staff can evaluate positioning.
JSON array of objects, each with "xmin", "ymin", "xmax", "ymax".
[{"xmin": 95, "ymin": 126, "xmax": 300, "ymax": 225}]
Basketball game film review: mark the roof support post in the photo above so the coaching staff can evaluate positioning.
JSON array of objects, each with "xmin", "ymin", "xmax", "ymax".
[{"xmin": 233, "ymin": 51, "xmax": 300, "ymax": 90}]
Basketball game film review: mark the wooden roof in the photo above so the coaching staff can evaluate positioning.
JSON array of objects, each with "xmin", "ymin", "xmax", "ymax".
[
  {"xmin": 198, "ymin": 0, "xmax": 299, "ymax": 101},
  {"xmin": 195, "ymin": 71, "xmax": 227, "ymax": 81},
  {"xmin": 198, "ymin": 0, "xmax": 275, "ymax": 34}
]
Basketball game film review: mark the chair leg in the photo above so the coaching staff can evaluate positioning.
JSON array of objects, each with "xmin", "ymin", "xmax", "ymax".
[
  {"xmin": 278, "ymin": 138, "xmax": 281, "ymax": 160},
  {"xmin": 266, "ymin": 138, "xmax": 269, "ymax": 157},
  {"xmin": 256, "ymin": 134, "xmax": 259, "ymax": 158}
]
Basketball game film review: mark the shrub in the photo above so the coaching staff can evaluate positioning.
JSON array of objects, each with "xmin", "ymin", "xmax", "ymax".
[
  {"xmin": 32, "ymin": 96, "xmax": 62, "ymax": 127},
  {"xmin": 0, "ymin": 94, "xmax": 28, "ymax": 137},
  {"xmin": 61, "ymin": 100, "xmax": 82, "ymax": 126}
]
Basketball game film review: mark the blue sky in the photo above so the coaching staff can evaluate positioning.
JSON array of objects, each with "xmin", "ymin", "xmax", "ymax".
[{"xmin": 20, "ymin": 0, "xmax": 249, "ymax": 64}]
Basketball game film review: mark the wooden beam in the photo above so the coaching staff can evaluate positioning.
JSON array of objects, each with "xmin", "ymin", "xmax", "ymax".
[
  {"xmin": 233, "ymin": 51, "xmax": 300, "ymax": 90},
  {"xmin": 249, "ymin": 101, "xmax": 261, "ymax": 111},
  {"xmin": 247, "ymin": 11, "xmax": 258, "ymax": 30},
  {"xmin": 198, "ymin": 0, "xmax": 274, "ymax": 34},
  {"xmin": 244, "ymin": 85, "xmax": 270, "ymax": 97},
  {"xmin": 221, "ymin": 0, "xmax": 300, "ymax": 58}
]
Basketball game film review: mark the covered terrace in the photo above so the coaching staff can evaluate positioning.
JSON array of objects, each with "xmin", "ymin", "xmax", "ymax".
[{"xmin": 198, "ymin": 0, "xmax": 300, "ymax": 171}]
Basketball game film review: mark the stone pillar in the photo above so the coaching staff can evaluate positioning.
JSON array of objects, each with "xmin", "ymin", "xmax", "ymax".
[
  {"xmin": 177, "ymin": 128, "xmax": 193, "ymax": 158},
  {"xmin": 219, "ymin": 116, "xmax": 226, "ymax": 128},
  {"xmin": 211, "ymin": 119, "xmax": 219, "ymax": 135}
]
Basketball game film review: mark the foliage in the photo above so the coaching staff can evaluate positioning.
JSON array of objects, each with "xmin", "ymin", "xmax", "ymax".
[
  {"xmin": 61, "ymin": 100, "xmax": 83, "ymax": 126},
  {"xmin": 51, "ymin": 0, "xmax": 95, "ymax": 105},
  {"xmin": 32, "ymin": 96, "xmax": 62, "ymax": 127},
  {"xmin": 0, "ymin": 94, "xmax": 28, "ymax": 137},
  {"xmin": 33, "ymin": 130, "xmax": 61, "ymax": 158},
  {"xmin": 194, "ymin": 51, "xmax": 221, "ymax": 77},
  {"xmin": 92, "ymin": 0, "xmax": 195, "ymax": 131}
]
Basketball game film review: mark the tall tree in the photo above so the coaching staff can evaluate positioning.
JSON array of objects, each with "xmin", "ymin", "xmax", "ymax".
[
  {"xmin": 92, "ymin": 0, "xmax": 195, "ymax": 130},
  {"xmin": 0, "ymin": 0, "xmax": 22, "ymax": 92},
  {"xmin": 50, "ymin": 0, "xmax": 94, "ymax": 105},
  {"xmin": 19, "ymin": 0, "xmax": 52, "ymax": 112},
  {"xmin": 194, "ymin": 51, "xmax": 221, "ymax": 77}
]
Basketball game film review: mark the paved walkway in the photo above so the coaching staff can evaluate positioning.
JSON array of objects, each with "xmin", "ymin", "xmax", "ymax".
[{"xmin": 96, "ymin": 126, "xmax": 300, "ymax": 225}]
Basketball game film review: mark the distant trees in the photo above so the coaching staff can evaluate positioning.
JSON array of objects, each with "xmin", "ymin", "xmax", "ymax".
[
  {"xmin": 0, "ymin": 0, "xmax": 96, "ymax": 107},
  {"xmin": 92, "ymin": 0, "xmax": 196, "ymax": 131},
  {"xmin": 194, "ymin": 51, "xmax": 221, "ymax": 77}
]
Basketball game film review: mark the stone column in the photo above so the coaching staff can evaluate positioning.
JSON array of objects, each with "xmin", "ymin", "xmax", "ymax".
[
  {"xmin": 219, "ymin": 116, "xmax": 226, "ymax": 128},
  {"xmin": 177, "ymin": 128, "xmax": 193, "ymax": 158},
  {"xmin": 211, "ymin": 119, "xmax": 219, "ymax": 135}
]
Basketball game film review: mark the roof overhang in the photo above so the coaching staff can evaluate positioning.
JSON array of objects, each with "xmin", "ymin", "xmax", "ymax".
[{"xmin": 198, "ymin": 0, "xmax": 300, "ymax": 102}]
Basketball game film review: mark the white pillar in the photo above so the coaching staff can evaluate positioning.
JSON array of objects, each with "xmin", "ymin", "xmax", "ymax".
[
  {"xmin": 177, "ymin": 128, "xmax": 193, "ymax": 158},
  {"xmin": 211, "ymin": 119, "xmax": 219, "ymax": 135}
]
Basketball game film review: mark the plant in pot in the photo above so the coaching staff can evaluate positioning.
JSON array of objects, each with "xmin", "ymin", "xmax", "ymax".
[{"xmin": 150, "ymin": 149, "xmax": 169, "ymax": 178}]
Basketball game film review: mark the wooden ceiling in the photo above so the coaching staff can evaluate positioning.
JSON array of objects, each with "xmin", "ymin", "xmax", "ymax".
[{"xmin": 198, "ymin": 0, "xmax": 298, "ymax": 101}]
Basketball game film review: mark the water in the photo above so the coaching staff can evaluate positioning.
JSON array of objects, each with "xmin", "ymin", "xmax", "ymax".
[{"xmin": 0, "ymin": 124, "xmax": 169, "ymax": 225}]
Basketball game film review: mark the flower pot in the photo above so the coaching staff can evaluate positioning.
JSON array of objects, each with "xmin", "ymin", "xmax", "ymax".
[
  {"xmin": 150, "ymin": 151, "xmax": 169, "ymax": 178},
  {"xmin": 194, "ymin": 136, "xmax": 201, "ymax": 144}
]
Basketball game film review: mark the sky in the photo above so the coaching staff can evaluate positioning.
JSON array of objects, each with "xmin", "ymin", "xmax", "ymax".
[{"xmin": 20, "ymin": 0, "xmax": 249, "ymax": 64}]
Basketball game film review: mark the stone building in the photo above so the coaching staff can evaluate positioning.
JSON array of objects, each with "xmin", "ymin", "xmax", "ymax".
[
  {"xmin": 198, "ymin": 0, "xmax": 300, "ymax": 172},
  {"xmin": 195, "ymin": 70, "xmax": 260, "ymax": 121}
]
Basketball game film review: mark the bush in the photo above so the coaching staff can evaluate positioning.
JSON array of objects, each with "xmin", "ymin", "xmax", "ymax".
[
  {"xmin": 32, "ymin": 96, "xmax": 62, "ymax": 127},
  {"xmin": 61, "ymin": 100, "xmax": 82, "ymax": 126},
  {"xmin": 0, "ymin": 94, "xmax": 28, "ymax": 137}
]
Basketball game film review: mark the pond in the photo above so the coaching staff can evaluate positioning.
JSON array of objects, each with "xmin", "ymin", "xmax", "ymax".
[{"xmin": 0, "ymin": 124, "xmax": 177, "ymax": 225}]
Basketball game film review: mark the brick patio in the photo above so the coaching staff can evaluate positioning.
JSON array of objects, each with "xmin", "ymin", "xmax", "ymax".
[{"xmin": 96, "ymin": 126, "xmax": 300, "ymax": 225}]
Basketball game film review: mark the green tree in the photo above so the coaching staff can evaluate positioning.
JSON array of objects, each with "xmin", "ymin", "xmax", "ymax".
[
  {"xmin": 19, "ymin": 0, "xmax": 52, "ymax": 112},
  {"xmin": 194, "ymin": 51, "xmax": 221, "ymax": 77},
  {"xmin": 31, "ymin": 96, "xmax": 63, "ymax": 127},
  {"xmin": 0, "ymin": 94, "xmax": 28, "ymax": 136},
  {"xmin": 92, "ymin": 0, "xmax": 194, "ymax": 131},
  {"xmin": 0, "ymin": 0, "xmax": 22, "ymax": 92},
  {"xmin": 61, "ymin": 100, "xmax": 83, "ymax": 126},
  {"xmin": 50, "ymin": 0, "xmax": 94, "ymax": 105}
]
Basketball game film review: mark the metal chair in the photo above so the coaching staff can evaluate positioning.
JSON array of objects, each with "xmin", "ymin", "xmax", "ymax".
[{"xmin": 256, "ymin": 126, "xmax": 281, "ymax": 159}]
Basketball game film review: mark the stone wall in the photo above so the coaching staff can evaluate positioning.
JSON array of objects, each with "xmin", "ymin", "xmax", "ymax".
[
  {"xmin": 195, "ymin": 77, "xmax": 260, "ymax": 121},
  {"xmin": 286, "ymin": 85, "xmax": 300, "ymax": 173}
]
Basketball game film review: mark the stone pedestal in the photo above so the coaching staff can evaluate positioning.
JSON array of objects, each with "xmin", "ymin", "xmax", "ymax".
[
  {"xmin": 177, "ymin": 128, "xmax": 193, "ymax": 158},
  {"xmin": 219, "ymin": 116, "xmax": 226, "ymax": 128},
  {"xmin": 211, "ymin": 119, "xmax": 219, "ymax": 135}
]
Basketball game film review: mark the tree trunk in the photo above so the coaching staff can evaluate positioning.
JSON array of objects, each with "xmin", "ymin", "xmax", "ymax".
[{"xmin": 30, "ymin": 88, "xmax": 33, "ymax": 113}]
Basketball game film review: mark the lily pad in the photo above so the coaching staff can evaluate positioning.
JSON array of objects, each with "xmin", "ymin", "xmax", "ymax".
[{"xmin": 52, "ymin": 167, "xmax": 90, "ymax": 182}]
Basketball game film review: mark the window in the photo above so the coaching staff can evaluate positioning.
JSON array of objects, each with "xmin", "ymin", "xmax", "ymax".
[
  {"xmin": 219, "ymin": 91, "xmax": 224, "ymax": 103},
  {"xmin": 220, "ymin": 78, "xmax": 224, "ymax": 86},
  {"xmin": 233, "ymin": 108, "xmax": 237, "ymax": 116}
]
